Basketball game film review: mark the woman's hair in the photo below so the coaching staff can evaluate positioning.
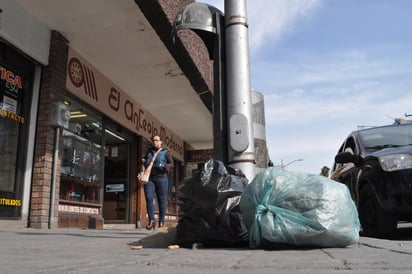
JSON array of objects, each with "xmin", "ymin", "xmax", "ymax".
[{"xmin": 151, "ymin": 135, "xmax": 162, "ymax": 141}]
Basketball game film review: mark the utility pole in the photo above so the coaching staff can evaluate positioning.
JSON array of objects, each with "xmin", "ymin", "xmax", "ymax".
[
  {"xmin": 225, "ymin": 0, "xmax": 256, "ymax": 181},
  {"xmin": 173, "ymin": 0, "xmax": 256, "ymax": 181}
]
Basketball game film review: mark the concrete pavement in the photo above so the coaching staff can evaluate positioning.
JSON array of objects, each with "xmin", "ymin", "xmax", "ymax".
[{"xmin": 1, "ymin": 226, "xmax": 412, "ymax": 273}]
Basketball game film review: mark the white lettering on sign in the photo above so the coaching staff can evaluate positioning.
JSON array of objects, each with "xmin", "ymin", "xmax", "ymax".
[
  {"xmin": 58, "ymin": 204, "xmax": 100, "ymax": 215},
  {"xmin": 105, "ymin": 184, "xmax": 124, "ymax": 192}
]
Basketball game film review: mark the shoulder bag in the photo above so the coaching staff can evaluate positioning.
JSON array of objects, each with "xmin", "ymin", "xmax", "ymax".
[{"xmin": 138, "ymin": 148, "xmax": 162, "ymax": 184}]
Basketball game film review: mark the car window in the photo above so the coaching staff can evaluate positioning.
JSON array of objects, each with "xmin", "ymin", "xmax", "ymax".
[
  {"xmin": 343, "ymin": 137, "xmax": 357, "ymax": 154},
  {"xmin": 358, "ymin": 123, "xmax": 412, "ymax": 150}
]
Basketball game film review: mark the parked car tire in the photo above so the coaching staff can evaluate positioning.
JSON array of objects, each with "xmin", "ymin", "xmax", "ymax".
[{"xmin": 358, "ymin": 184, "xmax": 397, "ymax": 238}]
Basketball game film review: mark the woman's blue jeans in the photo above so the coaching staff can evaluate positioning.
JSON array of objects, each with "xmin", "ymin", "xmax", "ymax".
[{"xmin": 143, "ymin": 176, "xmax": 168, "ymax": 222}]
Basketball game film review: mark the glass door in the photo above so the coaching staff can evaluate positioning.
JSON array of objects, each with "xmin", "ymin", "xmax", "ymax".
[{"xmin": 102, "ymin": 123, "xmax": 130, "ymax": 223}]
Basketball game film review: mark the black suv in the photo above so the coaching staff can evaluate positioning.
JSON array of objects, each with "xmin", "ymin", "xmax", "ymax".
[{"xmin": 332, "ymin": 122, "xmax": 412, "ymax": 238}]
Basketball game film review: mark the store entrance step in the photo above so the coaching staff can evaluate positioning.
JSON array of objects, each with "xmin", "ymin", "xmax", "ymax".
[{"xmin": 103, "ymin": 223, "xmax": 136, "ymax": 230}]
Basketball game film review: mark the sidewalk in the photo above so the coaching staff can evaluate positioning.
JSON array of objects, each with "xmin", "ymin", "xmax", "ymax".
[{"xmin": 1, "ymin": 226, "xmax": 412, "ymax": 274}]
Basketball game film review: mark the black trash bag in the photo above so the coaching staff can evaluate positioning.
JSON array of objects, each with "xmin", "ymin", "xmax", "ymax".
[{"xmin": 175, "ymin": 159, "xmax": 249, "ymax": 247}]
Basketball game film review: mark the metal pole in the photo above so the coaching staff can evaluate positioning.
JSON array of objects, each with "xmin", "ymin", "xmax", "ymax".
[
  {"xmin": 224, "ymin": 0, "xmax": 255, "ymax": 181},
  {"xmin": 212, "ymin": 13, "xmax": 227, "ymax": 163},
  {"xmin": 49, "ymin": 127, "xmax": 60, "ymax": 229},
  {"xmin": 283, "ymin": 159, "xmax": 304, "ymax": 169}
]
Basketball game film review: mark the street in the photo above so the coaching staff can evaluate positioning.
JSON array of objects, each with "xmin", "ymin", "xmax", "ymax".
[{"xmin": 1, "ymin": 224, "xmax": 412, "ymax": 274}]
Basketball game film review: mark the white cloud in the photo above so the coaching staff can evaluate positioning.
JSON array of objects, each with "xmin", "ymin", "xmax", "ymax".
[
  {"xmin": 253, "ymin": 48, "xmax": 412, "ymax": 90},
  {"xmin": 264, "ymin": 81, "xmax": 412, "ymax": 174},
  {"xmin": 260, "ymin": 46, "xmax": 412, "ymax": 174},
  {"xmin": 247, "ymin": 0, "xmax": 322, "ymax": 53},
  {"xmin": 201, "ymin": 0, "xmax": 323, "ymax": 53}
]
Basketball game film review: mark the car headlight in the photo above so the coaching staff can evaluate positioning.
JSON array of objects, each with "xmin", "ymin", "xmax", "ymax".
[{"xmin": 379, "ymin": 154, "xmax": 412, "ymax": 171}]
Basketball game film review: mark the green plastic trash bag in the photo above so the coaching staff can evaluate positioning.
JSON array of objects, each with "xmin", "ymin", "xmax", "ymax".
[{"xmin": 240, "ymin": 168, "xmax": 360, "ymax": 248}]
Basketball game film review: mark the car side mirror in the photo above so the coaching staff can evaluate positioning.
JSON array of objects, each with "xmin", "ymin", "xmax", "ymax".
[{"xmin": 335, "ymin": 152, "xmax": 364, "ymax": 166}]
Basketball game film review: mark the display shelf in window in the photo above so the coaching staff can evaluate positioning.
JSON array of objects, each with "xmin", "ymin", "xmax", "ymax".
[
  {"xmin": 61, "ymin": 130, "xmax": 101, "ymax": 183},
  {"xmin": 60, "ymin": 129, "xmax": 102, "ymax": 205},
  {"xmin": 60, "ymin": 175, "xmax": 100, "ymax": 204}
]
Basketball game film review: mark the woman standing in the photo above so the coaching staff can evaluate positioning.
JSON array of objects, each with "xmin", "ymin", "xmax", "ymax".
[{"xmin": 142, "ymin": 135, "xmax": 174, "ymax": 230}]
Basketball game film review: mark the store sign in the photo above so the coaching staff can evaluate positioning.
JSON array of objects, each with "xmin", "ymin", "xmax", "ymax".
[
  {"xmin": 0, "ymin": 197, "xmax": 21, "ymax": 207},
  {"xmin": 0, "ymin": 65, "xmax": 25, "ymax": 124},
  {"xmin": 58, "ymin": 204, "xmax": 100, "ymax": 215},
  {"xmin": 105, "ymin": 184, "xmax": 124, "ymax": 193},
  {"xmin": 65, "ymin": 48, "xmax": 184, "ymax": 161}
]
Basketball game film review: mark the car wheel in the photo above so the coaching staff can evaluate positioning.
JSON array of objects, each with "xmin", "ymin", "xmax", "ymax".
[{"xmin": 359, "ymin": 184, "xmax": 397, "ymax": 238}]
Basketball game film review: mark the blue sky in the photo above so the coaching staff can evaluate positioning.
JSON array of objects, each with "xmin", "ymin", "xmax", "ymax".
[{"xmin": 201, "ymin": 0, "xmax": 412, "ymax": 174}]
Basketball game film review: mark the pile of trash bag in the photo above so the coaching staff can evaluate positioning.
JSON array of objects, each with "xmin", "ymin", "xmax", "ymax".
[
  {"xmin": 239, "ymin": 168, "xmax": 360, "ymax": 248},
  {"xmin": 175, "ymin": 159, "xmax": 249, "ymax": 247}
]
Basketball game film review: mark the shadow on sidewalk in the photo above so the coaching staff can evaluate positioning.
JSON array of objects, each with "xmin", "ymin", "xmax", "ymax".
[{"xmin": 129, "ymin": 226, "xmax": 177, "ymax": 249}]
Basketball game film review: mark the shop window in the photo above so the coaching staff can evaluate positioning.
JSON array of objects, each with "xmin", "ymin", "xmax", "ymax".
[
  {"xmin": 60, "ymin": 130, "xmax": 101, "ymax": 204},
  {"xmin": 0, "ymin": 120, "xmax": 18, "ymax": 192},
  {"xmin": 0, "ymin": 43, "xmax": 34, "ymax": 218},
  {"xmin": 59, "ymin": 98, "xmax": 102, "ymax": 205}
]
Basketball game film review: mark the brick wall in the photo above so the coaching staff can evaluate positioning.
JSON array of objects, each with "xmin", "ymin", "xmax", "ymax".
[{"xmin": 29, "ymin": 31, "xmax": 69, "ymax": 228}]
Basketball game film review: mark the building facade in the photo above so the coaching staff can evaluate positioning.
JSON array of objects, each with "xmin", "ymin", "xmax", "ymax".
[{"xmin": 0, "ymin": 0, "xmax": 215, "ymax": 229}]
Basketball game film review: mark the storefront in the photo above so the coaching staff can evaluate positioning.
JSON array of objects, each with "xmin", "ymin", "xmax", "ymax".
[
  {"xmin": 53, "ymin": 47, "xmax": 186, "ymax": 228},
  {"xmin": 57, "ymin": 95, "xmax": 137, "ymax": 227},
  {"xmin": 0, "ymin": 0, "xmax": 215, "ymax": 229},
  {"xmin": 0, "ymin": 40, "xmax": 36, "ymax": 219}
]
